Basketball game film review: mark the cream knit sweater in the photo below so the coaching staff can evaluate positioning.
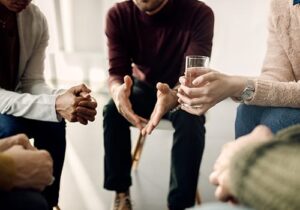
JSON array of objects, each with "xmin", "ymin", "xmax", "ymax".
[{"xmin": 247, "ymin": 0, "xmax": 300, "ymax": 107}]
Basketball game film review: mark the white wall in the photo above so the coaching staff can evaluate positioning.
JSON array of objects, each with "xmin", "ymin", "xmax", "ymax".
[
  {"xmin": 34, "ymin": 0, "xmax": 271, "ymax": 82},
  {"xmin": 205, "ymin": 0, "xmax": 271, "ymax": 75}
]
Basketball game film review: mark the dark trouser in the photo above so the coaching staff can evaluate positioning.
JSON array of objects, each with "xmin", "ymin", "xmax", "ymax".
[
  {"xmin": 0, "ymin": 189, "xmax": 49, "ymax": 210},
  {"xmin": 235, "ymin": 104, "xmax": 300, "ymax": 138},
  {"xmin": 0, "ymin": 114, "xmax": 66, "ymax": 208},
  {"xmin": 103, "ymin": 80, "xmax": 205, "ymax": 209}
]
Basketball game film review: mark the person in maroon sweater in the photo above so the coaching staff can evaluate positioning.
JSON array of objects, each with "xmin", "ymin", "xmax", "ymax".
[{"xmin": 103, "ymin": 0, "xmax": 214, "ymax": 209}]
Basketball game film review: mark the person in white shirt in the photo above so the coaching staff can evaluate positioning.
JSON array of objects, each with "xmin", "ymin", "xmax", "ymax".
[{"xmin": 0, "ymin": 0, "xmax": 98, "ymax": 208}]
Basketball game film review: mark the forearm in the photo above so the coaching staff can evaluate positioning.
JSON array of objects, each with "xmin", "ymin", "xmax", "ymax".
[{"xmin": 0, "ymin": 88, "xmax": 59, "ymax": 122}]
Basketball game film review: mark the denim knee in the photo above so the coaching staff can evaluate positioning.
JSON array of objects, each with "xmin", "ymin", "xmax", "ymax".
[
  {"xmin": 0, "ymin": 115, "xmax": 25, "ymax": 138},
  {"xmin": 235, "ymin": 104, "xmax": 264, "ymax": 138}
]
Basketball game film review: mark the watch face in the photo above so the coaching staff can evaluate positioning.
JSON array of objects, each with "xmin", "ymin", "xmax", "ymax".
[{"xmin": 243, "ymin": 88, "xmax": 254, "ymax": 100}]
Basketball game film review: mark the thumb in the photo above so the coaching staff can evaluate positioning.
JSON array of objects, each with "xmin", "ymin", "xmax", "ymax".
[
  {"xmin": 156, "ymin": 82, "xmax": 170, "ymax": 94},
  {"xmin": 71, "ymin": 84, "xmax": 91, "ymax": 95},
  {"xmin": 124, "ymin": 75, "xmax": 133, "ymax": 91}
]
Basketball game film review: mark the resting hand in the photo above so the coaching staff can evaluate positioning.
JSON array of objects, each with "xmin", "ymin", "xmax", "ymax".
[
  {"xmin": 75, "ymin": 92, "xmax": 98, "ymax": 125},
  {"xmin": 3, "ymin": 145, "xmax": 53, "ymax": 191},
  {"xmin": 178, "ymin": 68, "xmax": 245, "ymax": 116},
  {"xmin": 55, "ymin": 84, "xmax": 91, "ymax": 123},
  {"xmin": 142, "ymin": 83, "xmax": 178, "ymax": 135},
  {"xmin": 0, "ymin": 134, "xmax": 35, "ymax": 152},
  {"xmin": 111, "ymin": 75, "xmax": 148, "ymax": 130},
  {"xmin": 209, "ymin": 125, "xmax": 274, "ymax": 202}
]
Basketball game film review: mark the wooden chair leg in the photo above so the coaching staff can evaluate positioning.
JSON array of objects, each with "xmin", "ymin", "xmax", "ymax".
[
  {"xmin": 132, "ymin": 133, "xmax": 146, "ymax": 170},
  {"xmin": 195, "ymin": 189, "xmax": 202, "ymax": 205}
]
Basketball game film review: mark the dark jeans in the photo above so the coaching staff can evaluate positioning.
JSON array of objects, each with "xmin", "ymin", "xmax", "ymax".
[
  {"xmin": 0, "ymin": 114, "xmax": 66, "ymax": 208},
  {"xmin": 0, "ymin": 189, "xmax": 49, "ymax": 210},
  {"xmin": 235, "ymin": 104, "xmax": 300, "ymax": 138},
  {"xmin": 103, "ymin": 80, "xmax": 206, "ymax": 209}
]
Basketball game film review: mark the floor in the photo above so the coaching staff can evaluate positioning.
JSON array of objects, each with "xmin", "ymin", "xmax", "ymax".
[{"xmin": 59, "ymin": 92, "xmax": 238, "ymax": 210}]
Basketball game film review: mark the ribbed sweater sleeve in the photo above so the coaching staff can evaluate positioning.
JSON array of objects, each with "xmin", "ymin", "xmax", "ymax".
[
  {"xmin": 0, "ymin": 154, "xmax": 16, "ymax": 191},
  {"xmin": 246, "ymin": 0, "xmax": 300, "ymax": 108},
  {"xmin": 229, "ymin": 125, "xmax": 300, "ymax": 210}
]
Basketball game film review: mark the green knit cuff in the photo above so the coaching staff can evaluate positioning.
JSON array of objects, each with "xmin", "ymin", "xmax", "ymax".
[
  {"xmin": 0, "ymin": 154, "xmax": 16, "ymax": 191},
  {"xmin": 272, "ymin": 124, "xmax": 300, "ymax": 142},
  {"xmin": 229, "ymin": 125, "xmax": 300, "ymax": 210}
]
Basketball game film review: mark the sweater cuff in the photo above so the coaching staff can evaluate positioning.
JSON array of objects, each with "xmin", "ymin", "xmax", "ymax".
[
  {"xmin": 0, "ymin": 154, "xmax": 16, "ymax": 191},
  {"xmin": 228, "ymin": 142, "xmax": 264, "ymax": 201},
  {"xmin": 245, "ymin": 79, "xmax": 273, "ymax": 105}
]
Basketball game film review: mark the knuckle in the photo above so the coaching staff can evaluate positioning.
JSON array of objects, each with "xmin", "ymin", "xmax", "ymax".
[
  {"xmin": 202, "ymin": 89, "xmax": 209, "ymax": 95},
  {"xmin": 17, "ymin": 133, "xmax": 28, "ymax": 140},
  {"xmin": 205, "ymin": 97, "xmax": 213, "ymax": 103},
  {"xmin": 39, "ymin": 150, "xmax": 51, "ymax": 158},
  {"xmin": 185, "ymin": 89, "xmax": 192, "ymax": 96},
  {"xmin": 70, "ymin": 116, "xmax": 77, "ymax": 122}
]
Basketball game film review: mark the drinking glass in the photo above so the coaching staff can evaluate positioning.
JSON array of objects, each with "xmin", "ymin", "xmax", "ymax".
[{"xmin": 183, "ymin": 55, "xmax": 210, "ymax": 108}]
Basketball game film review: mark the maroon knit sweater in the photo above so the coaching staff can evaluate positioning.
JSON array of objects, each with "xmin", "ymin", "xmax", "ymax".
[{"xmin": 105, "ymin": 0, "xmax": 214, "ymax": 89}]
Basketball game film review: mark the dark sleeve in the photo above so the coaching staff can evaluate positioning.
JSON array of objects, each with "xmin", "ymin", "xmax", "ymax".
[
  {"xmin": 185, "ymin": 5, "xmax": 214, "ymax": 57},
  {"xmin": 105, "ymin": 5, "xmax": 132, "ymax": 87},
  {"xmin": 229, "ymin": 125, "xmax": 300, "ymax": 210}
]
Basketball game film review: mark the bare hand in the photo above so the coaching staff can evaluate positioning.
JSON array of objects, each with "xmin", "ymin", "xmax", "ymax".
[
  {"xmin": 209, "ymin": 125, "xmax": 274, "ymax": 202},
  {"xmin": 0, "ymin": 134, "xmax": 36, "ymax": 152},
  {"xmin": 141, "ymin": 82, "xmax": 178, "ymax": 135},
  {"xmin": 75, "ymin": 92, "xmax": 98, "ymax": 125},
  {"xmin": 111, "ymin": 75, "xmax": 148, "ymax": 130},
  {"xmin": 3, "ymin": 145, "xmax": 53, "ymax": 191},
  {"xmin": 55, "ymin": 84, "xmax": 93, "ymax": 123},
  {"xmin": 178, "ymin": 68, "xmax": 245, "ymax": 116}
]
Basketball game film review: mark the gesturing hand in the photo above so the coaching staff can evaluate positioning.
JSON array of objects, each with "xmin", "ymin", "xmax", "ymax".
[
  {"xmin": 112, "ymin": 75, "xmax": 148, "ymax": 130},
  {"xmin": 141, "ymin": 82, "xmax": 178, "ymax": 135},
  {"xmin": 3, "ymin": 145, "xmax": 53, "ymax": 191},
  {"xmin": 209, "ymin": 125, "xmax": 274, "ymax": 202}
]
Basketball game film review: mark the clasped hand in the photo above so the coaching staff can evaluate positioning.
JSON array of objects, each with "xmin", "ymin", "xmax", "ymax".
[
  {"xmin": 55, "ymin": 84, "xmax": 98, "ymax": 125},
  {"xmin": 1, "ymin": 134, "xmax": 53, "ymax": 191}
]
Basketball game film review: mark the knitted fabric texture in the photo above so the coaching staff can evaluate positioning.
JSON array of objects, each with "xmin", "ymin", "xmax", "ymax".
[
  {"xmin": 246, "ymin": 0, "xmax": 300, "ymax": 107},
  {"xmin": 0, "ymin": 154, "xmax": 16, "ymax": 190},
  {"xmin": 229, "ymin": 124, "xmax": 300, "ymax": 210}
]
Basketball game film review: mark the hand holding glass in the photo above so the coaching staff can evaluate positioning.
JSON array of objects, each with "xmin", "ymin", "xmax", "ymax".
[{"xmin": 183, "ymin": 55, "xmax": 210, "ymax": 108}]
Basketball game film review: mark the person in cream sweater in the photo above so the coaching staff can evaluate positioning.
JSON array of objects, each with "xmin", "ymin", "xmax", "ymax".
[{"xmin": 177, "ymin": 0, "xmax": 300, "ymax": 137}]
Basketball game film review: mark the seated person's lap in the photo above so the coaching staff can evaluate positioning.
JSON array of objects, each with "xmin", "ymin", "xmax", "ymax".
[
  {"xmin": 0, "ymin": 114, "xmax": 65, "ymax": 139},
  {"xmin": 235, "ymin": 104, "xmax": 300, "ymax": 138},
  {"xmin": 0, "ymin": 189, "xmax": 49, "ymax": 210}
]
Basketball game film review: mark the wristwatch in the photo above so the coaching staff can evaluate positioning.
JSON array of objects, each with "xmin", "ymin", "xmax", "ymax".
[{"xmin": 237, "ymin": 80, "xmax": 255, "ymax": 103}]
